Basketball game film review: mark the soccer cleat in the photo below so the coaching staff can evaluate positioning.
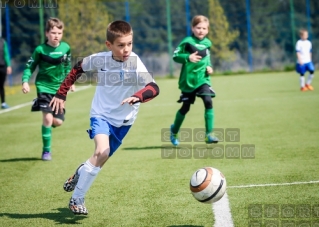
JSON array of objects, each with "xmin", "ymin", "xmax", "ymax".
[
  {"xmin": 69, "ymin": 197, "xmax": 88, "ymax": 215},
  {"xmin": 1, "ymin": 103, "xmax": 9, "ymax": 109},
  {"xmin": 205, "ymin": 134, "xmax": 219, "ymax": 144},
  {"xmin": 42, "ymin": 151, "xmax": 52, "ymax": 161},
  {"xmin": 300, "ymin": 87, "xmax": 308, "ymax": 91},
  {"xmin": 305, "ymin": 84, "xmax": 314, "ymax": 91},
  {"xmin": 170, "ymin": 124, "xmax": 179, "ymax": 146},
  {"xmin": 63, "ymin": 164, "xmax": 84, "ymax": 192}
]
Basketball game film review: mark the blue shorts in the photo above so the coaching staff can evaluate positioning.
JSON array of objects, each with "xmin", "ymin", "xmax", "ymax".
[
  {"xmin": 296, "ymin": 62, "xmax": 315, "ymax": 75},
  {"xmin": 87, "ymin": 117, "xmax": 131, "ymax": 157}
]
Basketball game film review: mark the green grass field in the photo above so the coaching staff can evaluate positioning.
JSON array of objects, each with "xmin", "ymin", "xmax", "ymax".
[{"xmin": 0, "ymin": 71, "xmax": 318, "ymax": 227}]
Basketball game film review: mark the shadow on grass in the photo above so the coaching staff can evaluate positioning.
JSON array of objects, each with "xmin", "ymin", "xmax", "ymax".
[
  {"xmin": 0, "ymin": 157, "xmax": 41, "ymax": 162},
  {"xmin": 123, "ymin": 145, "xmax": 172, "ymax": 150},
  {"xmin": 0, "ymin": 208, "xmax": 87, "ymax": 224}
]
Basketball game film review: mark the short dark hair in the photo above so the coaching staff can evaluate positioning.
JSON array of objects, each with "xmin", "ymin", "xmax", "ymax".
[{"xmin": 106, "ymin": 20, "xmax": 133, "ymax": 43}]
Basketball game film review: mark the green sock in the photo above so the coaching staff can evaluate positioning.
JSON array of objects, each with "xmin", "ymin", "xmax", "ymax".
[
  {"xmin": 172, "ymin": 110, "xmax": 185, "ymax": 134},
  {"xmin": 42, "ymin": 125, "xmax": 52, "ymax": 152},
  {"xmin": 205, "ymin": 108, "xmax": 214, "ymax": 134}
]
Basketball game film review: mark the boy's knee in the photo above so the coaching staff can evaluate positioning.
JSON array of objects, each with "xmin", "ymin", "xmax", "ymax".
[
  {"xmin": 94, "ymin": 149, "xmax": 110, "ymax": 162},
  {"xmin": 53, "ymin": 118, "xmax": 63, "ymax": 127},
  {"xmin": 309, "ymin": 70, "xmax": 315, "ymax": 74},
  {"xmin": 202, "ymin": 96, "xmax": 212, "ymax": 109},
  {"xmin": 180, "ymin": 103, "xmax": 191, "ymax": 115}
]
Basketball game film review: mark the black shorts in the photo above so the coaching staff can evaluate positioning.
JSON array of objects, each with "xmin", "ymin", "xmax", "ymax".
[
  {"xmin": 31, "ymin": 93, "xmax": 65, "ymax": 121},
  {"xmin": 177, "ymin": 84, "xmax": 216, "ymax": 104}
]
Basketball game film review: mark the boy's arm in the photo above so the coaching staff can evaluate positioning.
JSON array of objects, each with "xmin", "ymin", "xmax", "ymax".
[
  {"xmin": 131, "ymin": 82, "xmax": 159, "ymax": 103},
  {"xmin": 310, "ymin": 42, "xmax": 312, "ymax": 61},
  {"xmin": 55, "ymin": 60, "xmax": 84, "ymax": 100},
  {"xmin": 296, "ymin": 52, "xmax": 303, "ymax": 65},
  {"xmin": 22, "ymin": 49, "xmax": 40, "ymax": 83},
  {"xmin": 3, "ymin": 40, "xmax": 11, "ymax": 67},
  {"xmin": 65, "ymin": 48, "xmax": 76, "ymax": 91},
  {"xmin": 65, "ymin": 48, "xmax": 72, "ymax": 75},
  {"xmin": 123, "ymin": 56, "xmax": 159, "ymax": 105},
  {"xmin": 206, "ymin": 47, "xmax": 212, "ymax": 67},
  {"xmin": 173, "ymin": 42, "xmax": 190, "ymax": 64},
  {"xmin": 295, "ymin": 41, "xmax": 303, "ymax": 65},
  {"xmin": 206, "ymin": 48, "xmax": 213, "ymax": 74}
]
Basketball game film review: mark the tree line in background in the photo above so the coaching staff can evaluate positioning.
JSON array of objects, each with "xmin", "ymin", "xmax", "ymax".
[{"xmin": 2, "ymin": 0, "xmax": 319, "ymax": 73}]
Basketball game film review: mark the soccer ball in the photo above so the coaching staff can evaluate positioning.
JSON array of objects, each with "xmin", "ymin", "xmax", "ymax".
[{"xmin": 190, "ymin": 167, "xmax": 227, "ymax": 204}]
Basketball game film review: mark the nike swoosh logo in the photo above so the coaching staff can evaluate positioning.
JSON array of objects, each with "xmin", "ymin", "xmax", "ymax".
[{"xmin": 100, "ymin": 68, "xmax": 107, "ymax": 71}]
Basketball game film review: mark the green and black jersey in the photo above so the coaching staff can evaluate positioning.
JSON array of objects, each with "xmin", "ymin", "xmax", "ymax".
[
  {"xmin": 22, "ymin": 42, "xmax": 71, "ymax": 94},
  {"xmin": 173, "ymin": 35, "xmax": 212, "ymax": 93},
  {"xmin": 0, "ymin": 38, "xmax": 11, "ymax": 67}
]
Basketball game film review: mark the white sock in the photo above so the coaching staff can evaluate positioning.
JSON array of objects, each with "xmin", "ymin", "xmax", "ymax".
[
  {"xmin": 72, "ymin": 160, "xmax": 101, "ymax": 198},
  {"xmin": 77, "ymin": 163, "xmax": 84, "ymax": 174},
  {"xmin": 300, "ymin": 76, "xmax": 305, "ymax": 88},
  {"xmin": 306, "ymin": 74, "xmax": 314, "ymax": 85}
]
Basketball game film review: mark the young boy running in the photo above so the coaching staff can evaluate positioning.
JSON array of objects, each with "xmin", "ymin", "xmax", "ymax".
[
  {"xmin": 296, "ymin": 29, "xmax": 315, "ymax": 91},
  {"xmin": 170, "ymin": 15, "xmax": 218, "ymax": 146},
  {"xmin": 0, "ymin": 37, "xmax": 12, "ymax": 109},
  {"xmin": 22, "ymin": 17, "xmax": 74, "ymax": 161},
  {"xmin": 50, "ymin": 20, "xmax": 159, "ymax": 215}
]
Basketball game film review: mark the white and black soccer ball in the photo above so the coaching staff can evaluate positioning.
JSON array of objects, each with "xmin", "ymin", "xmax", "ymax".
[{"xmin": 190, "ymin": 167, "xmax": 226, "ymax": 204}]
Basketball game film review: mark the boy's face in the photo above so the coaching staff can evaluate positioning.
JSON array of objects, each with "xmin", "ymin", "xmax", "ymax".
[
  {"xmin": 106, "ymin": 34, "xmax": 133, "ymax": 61},
  {"xmin": 192, "ymin": 22, "xmax": 209, "ymax": 40},
  {"xmin": 46, "ymin": 26, "xmax": 63, "ymax": 47},
  {"xmin": 301, "ymin": 31, "xmax": 308, "ymax": 40}
]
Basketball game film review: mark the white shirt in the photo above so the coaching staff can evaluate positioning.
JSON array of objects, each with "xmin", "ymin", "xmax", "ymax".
[
  {"xmin": 81, "ymin": 51, "xmax": 154, "ymax": 127},
  {"xmin": 296, "ymin": 39, "xmax": 312, "ymax": 64}
]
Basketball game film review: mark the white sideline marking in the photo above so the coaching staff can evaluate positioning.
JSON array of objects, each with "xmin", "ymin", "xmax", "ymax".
[
  {"xmin": 0, "ymin": 85, "xmax": 91, "ymax": 115},
  {"xmin": 228, "ymin": 180, "xmax": 319, "ymax": 189},
  {"xmin": 0, "ymin": 101, "xmax": 33, "ymax": 114},
  {"xmin": 212, "ymin": 192, "xmax": 234, "ymax": 227},
  {"xmin": 211, "ymin": 180, "xmax": 319, "ymax": 226}
]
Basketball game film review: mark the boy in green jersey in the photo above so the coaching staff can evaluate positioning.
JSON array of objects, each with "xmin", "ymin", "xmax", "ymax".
[
  {"xmin": 22, "ymin": 17, "xmax": 75, "ymax": 161},
  {"xmin": 170, "ymin": 15, "xmax": 218, "ymax": 146},
  {"xmin": 0, "ymin": 38, "xmax": 12, "ymax": 109}
]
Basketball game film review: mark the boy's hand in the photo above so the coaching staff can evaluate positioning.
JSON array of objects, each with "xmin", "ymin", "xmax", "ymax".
[
  {"xmin": 70, "ymin": 84, "xmax": 76, "ymax": 92},
  {"xmin": 189, "ymin": 51, "xmax": 202, "ymax": 63},
  {"xmin": 22, "ymin": 82, "xmax": 30, "ymax": 94},
  {"xmin": 7, "ymin": 66, "xmax": 12, "ymax": 75},
  {"xmin": 206, "ymin": 66, "xmax": 213, "ymax": 74},
  {"xmin": 49, "ymin": 97, "xmax": 65, "ymax": 114},
  {"xmin": 121, "ymin": 97, "xmax": 140, "ymax": 106}
]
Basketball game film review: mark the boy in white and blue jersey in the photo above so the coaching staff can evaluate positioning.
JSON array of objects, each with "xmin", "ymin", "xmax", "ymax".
[
  {"xmin": 49, "ymin": 20, "xmax": 159, "ymax": 215},
  {"xmin": 295, "ymin": 29, "xmax": 315, "ymax": 91}
]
